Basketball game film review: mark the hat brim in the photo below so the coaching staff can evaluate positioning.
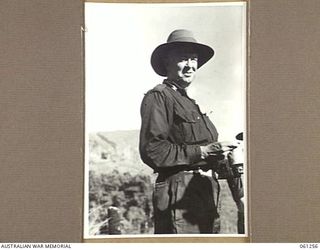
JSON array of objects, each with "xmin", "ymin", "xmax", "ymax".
[{"xmin": 151, "ymin": 41, "xmax": 214, "ymax": 77}]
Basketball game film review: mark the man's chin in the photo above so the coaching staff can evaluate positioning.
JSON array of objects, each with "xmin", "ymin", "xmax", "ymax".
[{"xmin": 182, "ymin": 77, "xmax": 194, "ymax": 84}]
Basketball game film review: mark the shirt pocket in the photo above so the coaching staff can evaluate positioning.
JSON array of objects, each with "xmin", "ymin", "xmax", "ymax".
[{"xmin": 173, "ymin": 107, "xmax": 208, "ymax": 144}]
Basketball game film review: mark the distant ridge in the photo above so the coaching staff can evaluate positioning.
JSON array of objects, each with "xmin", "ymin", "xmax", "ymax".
[{"xmin": 89, "ymin": 129, "xmax": 154, "ymax": 176}]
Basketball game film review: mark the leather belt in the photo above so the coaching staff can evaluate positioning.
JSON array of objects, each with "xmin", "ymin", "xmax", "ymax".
[{"xmin": 184, "ymin": 169, "xmax": 212, "ymax": 176}]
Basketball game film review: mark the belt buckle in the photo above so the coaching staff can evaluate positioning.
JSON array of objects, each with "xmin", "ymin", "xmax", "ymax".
[{"xmin": 192, "ymin": 168, "xmax": 200, "ymax": 175}]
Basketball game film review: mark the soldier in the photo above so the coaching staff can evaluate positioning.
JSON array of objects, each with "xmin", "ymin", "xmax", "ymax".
[{"xmin": 139, "ymin": 29, "xmax": 242, "ymax": 234}]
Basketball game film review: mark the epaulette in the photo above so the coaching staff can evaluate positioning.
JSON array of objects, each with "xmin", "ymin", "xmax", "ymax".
[
  {"xmin": 145, "ymin": 84, "xmax": 167, "ymax": 95},
  {"xmin": 152, "ymin": 84, "xmax": 167, "ymax": 92}
]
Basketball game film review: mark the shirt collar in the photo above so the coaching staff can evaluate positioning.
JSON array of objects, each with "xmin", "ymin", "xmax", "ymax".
[
  {"xmin": 163, "ymin": 79, "xmax": 198, "ymax": 104},
  {"xmin": 163, "ymin": 79, "xmax": 188, "ymax": 95}
]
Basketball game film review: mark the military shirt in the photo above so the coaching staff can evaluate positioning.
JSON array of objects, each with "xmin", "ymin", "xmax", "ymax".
[{"xmin": 139, "ymin": 79, "xmax": 219, "ymax": 173}]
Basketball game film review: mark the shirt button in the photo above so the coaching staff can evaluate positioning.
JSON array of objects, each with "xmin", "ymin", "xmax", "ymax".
[{"xmin": 197, "ymin": 116, "xmax": 200, "ymax": 120}]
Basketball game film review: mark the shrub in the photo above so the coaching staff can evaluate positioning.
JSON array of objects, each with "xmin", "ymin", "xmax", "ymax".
[{"xmin": 89, "ymin": 169, "xmax": 154, "ymax": 235}]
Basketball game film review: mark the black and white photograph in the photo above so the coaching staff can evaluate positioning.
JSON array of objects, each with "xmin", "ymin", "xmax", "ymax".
[{"xmin": 84, "ymin": 2, "xmax": 247, "ymax": 238}]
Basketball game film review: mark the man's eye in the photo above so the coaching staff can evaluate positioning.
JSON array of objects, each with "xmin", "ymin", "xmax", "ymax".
[{"xmin": 181, "ymin": 57, "xmax": 198, "ymax": 61}]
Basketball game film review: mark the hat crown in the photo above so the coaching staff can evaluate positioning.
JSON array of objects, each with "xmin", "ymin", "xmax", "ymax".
[{"xmin": 167, "ymin": 29, "xmax": 197, "ymax": 43}]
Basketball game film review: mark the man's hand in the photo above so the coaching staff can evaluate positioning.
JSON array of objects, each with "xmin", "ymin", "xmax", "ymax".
[{"xmin": 200, "ymin": 141, "xmax": 238, "ymax": 159}]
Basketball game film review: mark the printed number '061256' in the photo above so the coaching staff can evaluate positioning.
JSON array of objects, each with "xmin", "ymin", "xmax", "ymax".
[{"xmin": 300, "ymin": 244, "xmax": 318, "ymax": 249}]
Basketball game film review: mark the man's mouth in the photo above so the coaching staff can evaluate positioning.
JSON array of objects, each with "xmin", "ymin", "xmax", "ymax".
[{"xmin": 184, "ymin": 72, "xmax": 194, "ymax": 77}]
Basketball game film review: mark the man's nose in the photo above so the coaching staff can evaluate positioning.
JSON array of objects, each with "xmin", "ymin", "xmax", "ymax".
[
  {"xmin": 185, "ymin": 58, "xmax": 195, "ymax": 68},
  {"xmin": 186, "ymin": 58, "xmax": 193, "ymax": 65}
]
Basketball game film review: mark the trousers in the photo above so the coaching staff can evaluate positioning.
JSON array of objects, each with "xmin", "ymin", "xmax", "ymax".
[
  {"xmin": 227, "ymin": 177, "xmax": 245, "ymax": 234},
  {"xmin": 153, "ymin": 171, "xmax": 220, "ymax": 234}
]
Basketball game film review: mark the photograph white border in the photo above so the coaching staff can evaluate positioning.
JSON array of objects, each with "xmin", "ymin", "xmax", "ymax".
[{"xmin": 83, "ymin": 1, "xmax": 247, "ymax": 239}]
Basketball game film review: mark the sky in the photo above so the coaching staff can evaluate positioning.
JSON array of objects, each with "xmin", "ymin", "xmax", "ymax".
[{"xmin": 85, "ymin": 2, "xmax": 246, "ymax": 141}]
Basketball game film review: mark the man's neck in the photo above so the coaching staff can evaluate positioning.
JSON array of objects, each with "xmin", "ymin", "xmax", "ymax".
[
  {"xmin": 165, "ymin": 78, "xmax": 190, "ymax": 89},
  {"xmin": 164, "ymin": 79, "xmax": 190, "ymax": 97}
]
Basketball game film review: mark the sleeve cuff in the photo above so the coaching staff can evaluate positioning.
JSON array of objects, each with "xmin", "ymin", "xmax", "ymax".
[{"xmin": 189, "ymin": 145, "xmax": 203, "ymax": 163}]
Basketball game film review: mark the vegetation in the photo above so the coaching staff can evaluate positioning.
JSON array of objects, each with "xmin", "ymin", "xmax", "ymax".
[
  {"xmin": 89, "ymin": 169, "xmax": 154, "ymax": 235},
  {"xmin": 88, "ymin": 130, "xmax": 239, "ymax": 235}
]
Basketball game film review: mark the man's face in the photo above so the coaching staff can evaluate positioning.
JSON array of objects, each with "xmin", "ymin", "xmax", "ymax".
[{"xmin": 165, "ymin": 49, "xmax": 198, "ymax": 88}]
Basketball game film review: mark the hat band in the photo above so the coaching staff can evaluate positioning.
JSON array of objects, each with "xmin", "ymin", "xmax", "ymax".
[{"xmin": 168, "ymin": 36, "xmax": 197, "ymax": 43}]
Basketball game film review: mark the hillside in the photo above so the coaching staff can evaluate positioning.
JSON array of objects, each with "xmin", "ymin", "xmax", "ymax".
[
  {"xmin": 87, "ymin": 129, "xmax": 239, "ymax": 235},
  {"xmin": 89, "ymin": 130, "xmax": 154, "ymax": 177}
]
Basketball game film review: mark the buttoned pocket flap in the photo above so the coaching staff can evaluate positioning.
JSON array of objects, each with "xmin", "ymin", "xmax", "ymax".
[{"xmin": 174, "ymin": 107, "xmax": 198, "ymax": 123}]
